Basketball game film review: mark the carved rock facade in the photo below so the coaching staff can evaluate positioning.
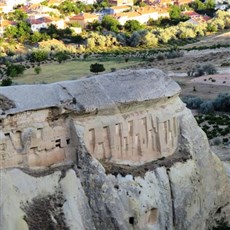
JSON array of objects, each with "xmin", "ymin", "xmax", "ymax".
[
  {"xmin": 0, "ymin": 68, "xmax": 181, "ymax": 168},
  {"xmin": 0, "ymin": 69, "xmax": 229, "ymax": 230}
]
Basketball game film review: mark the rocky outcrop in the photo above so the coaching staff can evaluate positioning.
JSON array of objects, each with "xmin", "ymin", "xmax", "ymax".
[{"xmin": 0, "ymin": 69, "xmax": 229, "ymax": 230}]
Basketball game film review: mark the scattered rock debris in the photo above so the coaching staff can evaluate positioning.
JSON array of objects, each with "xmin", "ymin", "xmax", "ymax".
[
  {"xmin": 101, "ymin": 148, "xmax": 191, "ymax": 178},
  {"xmin": 0, "ymin": 94, "xmax": 16, "ymax": 111},
  {"xmin": 21, "ymin": 191, "xmax": 69, "ymax": 230}
]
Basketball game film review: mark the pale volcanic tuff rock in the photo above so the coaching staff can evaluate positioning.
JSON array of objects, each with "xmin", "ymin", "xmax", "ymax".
[
  {"xmin": 0, "ymin": 68, "xmax": 179, "ymax": 115},
  {"xmin": 0, "ymin": 68, "xmax": 229, "ymax": 230}
]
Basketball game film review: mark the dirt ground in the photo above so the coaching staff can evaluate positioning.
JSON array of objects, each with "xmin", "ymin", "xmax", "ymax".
[
  {"xmin": 172, "ymin": 76, "xmax": 230, "ymax": 99},
  {"xmin": 139, "ymin": 46, "xmax": 230, "ymax": 100},
  {"xmin": 183, "ymin": 31, "xmax": 230, "ymax": 48}
]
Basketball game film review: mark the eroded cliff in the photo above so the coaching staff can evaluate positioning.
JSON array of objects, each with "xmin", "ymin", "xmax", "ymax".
[{"xmin": 0, "ymin": 69, "xmax": 229, "ymax": 230}]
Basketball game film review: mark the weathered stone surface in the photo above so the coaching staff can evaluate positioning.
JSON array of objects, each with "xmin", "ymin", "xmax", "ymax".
[
  {"xmin": 0, "ymin": 68, "xmax": 229, "ymax": 230},
  {"xmin": 0, "ymin": 69, "xmax": 180, "ymax": 115},
  {"xmin": 0, "ymin": 69, "xmax": 182, "ymax": 167}
]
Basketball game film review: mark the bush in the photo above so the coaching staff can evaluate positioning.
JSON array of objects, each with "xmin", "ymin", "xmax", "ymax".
[
  {"xmin": 156, "ymin": 53, "xmax": 165, "ymax": 60},
  {"xmin": 203, "ymin": 63, "xmax": 217, "ymax": 75},
  {"xmin": 199, "ymin": 101, "xmax": 214, "ymax": 114},
  {"xmin": 1, "ymin": 78, "xmax": 13, "ymax": 86},
  {"xmin": 29, "ymin": 50, "xmax": 49, "ymax": 63},
  {"xmin": 188, "ymin": 63, "xmax": 217, "ymax": 77},
  {"xmin": 213, "ymin": 93, "xmax": 230, "ymax": 112},
  {"xmin": 6, "ymin": 64, "xmax": 25, "ymax": 78},
  {"xmin": 182, "ymin": 96, "xmax": 204, "ymax": 109},
  {"xmin": 34, "ymin": 66, "xmax": 42, "ymax": 75},
  {"xmin": 90, "ymin": 63, "xmax": 105, "ymax": 74},
  {"xmin": 223, "ymin": 138, "xmax": 229, "ymax": 143},
  {"xmin": 55, "ymin": 51, "xmax": 69, "ymax": 63},
  {"xmin": 166, "ymin": 50, "xmax": 184, "ymax": 59}
]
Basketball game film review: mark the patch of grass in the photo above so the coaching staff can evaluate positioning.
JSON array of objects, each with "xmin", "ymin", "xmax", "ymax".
[{"xmin": 14, "ymin": 57, "xmax": 143, "ymax": 84}]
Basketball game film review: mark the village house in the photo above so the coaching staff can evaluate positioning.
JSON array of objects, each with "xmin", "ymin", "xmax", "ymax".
[
  {"xmin": 80, "ymin": 0, "xmax": 98, "ymax": 4},
  {"xmin": 158, "ymin": 7, "xmax": 170, "ymax": 18},
  {"xmin": 2, "ymin": 0, "xmax": 27, "ymax": 7},
  {"xmin": 137, "ymin": 7, "xmax": 159, "ymax": 22},
  {"xmin": 109, "ymin": 5, "xmax": 132, "ymax": 14},
  {"xmin": 28, "ymin": 16, "xmax": 53, "ymax": 31},
  {"xmin": 47, "ymin": 0, "xmax": 63, "ymax": 6},
  {"xmin": 50, "ymin": 17, "xmax": 65, "ymax": 29},
  {"xmin": 69, "ymin": 13, "xmax": 99, "ymax": 28},
  {"xmin": 114, "ymin": 11, "xmax": 142, "ymax": 25},
  {"xmin": 0, "ymin": 2, "xmax": 13, "ymax": 13},
  {"xmin": 109, "ymin": 0, "xmax": 133, "ymax": 7},
  {"xmin": 98, "ymin": 5, "xmax": 132, "ymax": 19},
  {"xmin": 28, "ymin": 4, "xmax": 60, "ymax": 15},
  {"xmin": 159, "ymin": 0, "xmax": 174, "ymax": 6},
  {"xmin": 174, "ymin": 0, "xmax": 194, "ymax": 6},
  {"xmin": 182, "ymin": 11, "xmax": 211, "ymax": 24},
  {"xmin": 114, "ymin": 6, "xmax": 168, "ymax": 25}
]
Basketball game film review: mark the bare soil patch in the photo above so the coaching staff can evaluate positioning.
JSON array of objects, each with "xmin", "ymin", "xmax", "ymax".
[
  {"xmin": 183, "ymin": 31, "xmax": 230, "ymax": 48},
  {"xmin": 137, "ymin": 47, "xmax": 230, "ymax": 100},
  {"xmin": 191, "ymin": 74, "xmax": 230, "ymax": 86}
]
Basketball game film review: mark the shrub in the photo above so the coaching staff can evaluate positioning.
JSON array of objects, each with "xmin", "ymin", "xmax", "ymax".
[
  {"xmin": 223, "ymin": 138, "xmax": 229, "ymax": 143},
  {"xmin": 156, "ymin": 53, "xmax": 165, "ymax": 60},
  {"xmin": 34, "ymin": 66, "xmax": 42, "ymax": 75},
  {"xmin": 213, "ymin": 93, "xmax": 230, "ymax": 112},
  {"xmin": 182, "ymin": 96, "xmax": 204, "ymax": 109},
  {"xmin": 199, "ymin": 101, "xmax": 214, "ymax": 114},
  {"xmin": 203, "ymin": 63, "xmax": 218, "ymax": 75},
  {"xmin": 55, "ymin": 51, "xmax": 69, "ymax": 63},
  {"xmin": 188, "ymin": 63, "xmax": 217, "ymax": 77},
  {"xmin": 29, "ymin": 50, "xmax": 49, "ymax": 63},
  {"xmin": 90, "ymin": 63, "xmax": 105, "ymax": 74},
  {"xmin": 1, "ymin": 78, "xmax": 13, "ymax": 86},
  {"xmin": 6, "ymin": 64, "xmax": 25, "ymax": 78},
  {"xmin": 166, "ymin": 50, "xmax": 184, "ymax": 59}
]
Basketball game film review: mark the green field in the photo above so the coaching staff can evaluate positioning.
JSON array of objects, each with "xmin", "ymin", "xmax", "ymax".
[{"xmin": 14, "ymin": 57, "xmax": 143, "ymax": 85}]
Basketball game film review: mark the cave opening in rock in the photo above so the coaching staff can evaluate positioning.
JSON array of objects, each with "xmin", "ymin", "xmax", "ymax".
[{"xmin": 129, "ymin": 217, "xmax": 135, "ymax": 225}]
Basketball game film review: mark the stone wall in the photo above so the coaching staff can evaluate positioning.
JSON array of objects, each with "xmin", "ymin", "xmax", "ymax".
[
  {"xmin": 0, "ymin": 68, "xmax": 182, "ymax": 168},
  {"xmin": 0, "ymin": 109, "xmax": 76, "ymax": 169},
  {"xmin": 0, "ymin": 96, "xmax": 182, "ymax": 168},
  {"xmin": 80, "ymin": 100, "xmax": 181, "ymax": 165}
]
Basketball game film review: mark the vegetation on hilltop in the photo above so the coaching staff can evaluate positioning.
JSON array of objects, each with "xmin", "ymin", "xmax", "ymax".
[{"xmin": 0, "ymin": 0, "xmax": 229, "ymax": 57}]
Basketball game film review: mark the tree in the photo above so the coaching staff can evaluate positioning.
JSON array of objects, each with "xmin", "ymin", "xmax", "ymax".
[
  {"xmin": 90, "ymin": 63, "xmax": 105, "ymax": 74},
  {"xmin": 29, "ymin": 50, "xmax": 48, "ymax": 63},
  {"xmin": 1, "ymin": 78, "xmax": 13, "ymax": 86},
  {"xmin": 169, "ymin": 5, "xmax": 181, "ymax": 21},
  {"xmin": 55, "ymin": 51, "xmax": 69, "ymax": 63},
  {"xmin": 124, "ymin": 20, "xmax": 143, "ymax": 32},
  {"xmin": 8, "ymin": 9, "xmax": 28, "ymax": 21},
  {"xmin": 143, "ymin": 31, "xmax": 158, "ymax": 47},
  {"xmin": 6, "ymin": 64, "xmax": 25, "ymax": 78},
  {"xmin": 57, "ymin": 1, "xmax": 80, "ymax": 15},
  {"xmin": 101, "ymin": 15, "xmax": 120, "ymax": 33},
  {"xmin": 205, "ymin": 0, "xmax": 215, "ymax": 10},
  {"xmin": 34, "ymin": 66, "xmax": 42, "ymax": 74},
  {"xmin": 129, "ymin": 31, "xmax": 142, "ymax": 47}
]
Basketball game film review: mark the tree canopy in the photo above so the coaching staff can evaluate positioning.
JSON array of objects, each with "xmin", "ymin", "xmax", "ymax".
[
  {"xmin": 124, "ymin": 20, "xmax": 143, "ymax": 33},
  {"xmin": 90, "ymin": 63, "xmax": 105, "ymax": 74},
  {"xmin": 101, "ymin": 15, "xmax": 121, "ymax": 33}
]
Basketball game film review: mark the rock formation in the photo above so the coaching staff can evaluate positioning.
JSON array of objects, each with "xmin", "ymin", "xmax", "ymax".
[{"xmin": 0, "ymin": 69, "xmax": 229, "ymax": 230}]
